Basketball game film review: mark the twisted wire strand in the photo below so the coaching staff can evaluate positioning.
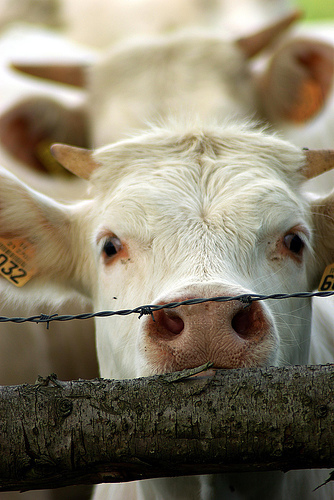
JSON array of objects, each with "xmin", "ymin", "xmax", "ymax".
[{"xmin": 1, "ymin": 290, "xmax": 333, "ymax": 327}]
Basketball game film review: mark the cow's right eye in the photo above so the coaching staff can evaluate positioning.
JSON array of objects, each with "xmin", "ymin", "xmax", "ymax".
[{"xmin": 102, "ymin": 236, "xmax": 122, "ymax": 260}]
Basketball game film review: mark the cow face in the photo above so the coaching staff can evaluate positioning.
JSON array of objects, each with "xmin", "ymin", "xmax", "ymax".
[
  {"xmin": 2, "ymin": 122, "xmax": 330, "ymax": 380},
  {"xmin": 85, "ymin": 123, "xmax": 317, "ymax": 378}
]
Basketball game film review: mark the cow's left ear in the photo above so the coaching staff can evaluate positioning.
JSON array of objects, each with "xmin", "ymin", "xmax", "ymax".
[
  {"xmin": 310, "ymin": 191, "xmax": 334, "ymax": 288},
  {"xmin": 257, "ymin": 38, "xmax": 334, "ymax": 124},
  {"xmin": 299, "ymin": 149, "xmax": 334, "ymax": 289}
]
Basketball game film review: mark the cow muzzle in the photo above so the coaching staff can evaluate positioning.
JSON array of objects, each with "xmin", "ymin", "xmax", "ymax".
[{"xmin": 141, "ymin": 285, "xmax": 277, "ymax": 374}]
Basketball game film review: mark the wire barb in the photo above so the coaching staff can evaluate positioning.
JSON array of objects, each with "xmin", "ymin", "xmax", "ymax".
[
  {"xmin": 36, "ymin": 313, "xmax": 58, "ymax": 330},
  {"xmin": 239, "ymin": 295, "xmax": 254, "ymax": 306},
  {"xmin": 138, "ymin": 306, "xmax": 155, "ymax": 321}
]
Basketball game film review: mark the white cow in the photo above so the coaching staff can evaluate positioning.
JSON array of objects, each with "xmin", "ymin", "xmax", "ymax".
[
  {"xmin": 0, "ymin": 11, "xmax": 333, "ymax": 500},
  {"xmin": 0, "ymin": 118, "xmax": 334, "ymax": 499}
]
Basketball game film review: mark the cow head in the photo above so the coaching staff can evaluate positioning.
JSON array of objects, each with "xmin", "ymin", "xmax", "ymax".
[{"xmin": 0, "ymin": 121, "xmax": 333, "ymax": 379}]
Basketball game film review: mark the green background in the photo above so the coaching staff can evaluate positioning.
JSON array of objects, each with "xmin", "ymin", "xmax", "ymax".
[{"xmin": 296, "ymin": 0, "xmax": 334, "ymax": 20}]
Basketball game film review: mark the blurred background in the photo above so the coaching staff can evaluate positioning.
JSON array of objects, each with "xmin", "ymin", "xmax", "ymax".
[{"xmin": 298, "ymin": 0, "xmax": 334, "ymax": 20}]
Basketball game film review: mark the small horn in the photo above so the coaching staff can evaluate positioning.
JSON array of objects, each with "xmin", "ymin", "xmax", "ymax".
[
  {"xmin": 302, "ymin": 149, "xmax": 334, "ymax": 179},
  {"xmin": 237, "ymin": 10, "xmax": 302, "ymax": 59},
  {"xmin": 50, "ymin": 144, "xmax": 99, "ymax": 179},
  {"xmin": 11, "ymin": 63, "xmax": 87, "ymax": 87}
]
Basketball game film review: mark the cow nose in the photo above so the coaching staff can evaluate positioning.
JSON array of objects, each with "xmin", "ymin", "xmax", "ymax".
[
  {"xmin": 153, "ymin": 301, "xmax": 264, "ymax": 340},
  {"xmin": 231, "ymin": 302, "xmax": 267, "ymax": 339},
  {"xmin": 156, "ymin": 309, "xmax": 185, "ymax": 336},
  {"xmin": 144, "ymin": 297, "xmax": 275, "ymax": 372}
]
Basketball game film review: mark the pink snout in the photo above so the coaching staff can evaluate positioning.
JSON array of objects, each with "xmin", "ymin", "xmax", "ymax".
[{"xmin": 143, "ymin": 295, "xmax": 276, "ymax": 373}]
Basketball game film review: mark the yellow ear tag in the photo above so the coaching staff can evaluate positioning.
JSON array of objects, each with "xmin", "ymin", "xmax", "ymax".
[
  {"xmin": 0, "ymin": 238, "xmax": 36, "ymax": 287},
  {"xmin": 318, "ymin": 263, "xmax": 334, "ymax": 292}
]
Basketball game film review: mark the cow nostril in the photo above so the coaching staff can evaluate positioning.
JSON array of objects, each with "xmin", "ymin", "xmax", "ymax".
[
  {"xmin": 159, "ymin": 310, "xmax": 184, "ymax": 336},
  {"xmin": 231, "ymin": 302, "xmax": 265, "ymax": 339}
]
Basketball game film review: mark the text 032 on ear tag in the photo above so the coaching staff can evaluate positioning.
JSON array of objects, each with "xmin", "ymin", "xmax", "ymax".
[
  {"xmin": 318, "ymin": 263, "xmax": 334, "ymax": 292},
  {"xmin": 0, "ymin": 238, "xmax": 36, "ymax": 287}
]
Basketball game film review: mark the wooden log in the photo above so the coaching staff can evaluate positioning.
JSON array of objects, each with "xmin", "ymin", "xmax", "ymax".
[{"xmin": 0, "ymin": 364, "xmax": 333, "ymax": 492}]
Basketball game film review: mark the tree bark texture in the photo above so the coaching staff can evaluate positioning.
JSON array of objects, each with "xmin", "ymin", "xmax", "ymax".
[{"xmin": 0, "ymin": 364, "xmax": 333, "ymax": 492}]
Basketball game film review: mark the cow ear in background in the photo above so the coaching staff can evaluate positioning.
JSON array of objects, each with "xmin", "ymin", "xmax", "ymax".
[
  {"xmin": 237, "ymin": 10, "xmax": 301, "ymax": 59},
  {"xmin": 258, "ymin": 38, "xmax": 334, "ymax": 124},
  {"xmin": 0, "ymin": 97, "xmax": 89, "ymax": 176},
  {"xmin": 10, "ymin": 63, "xmax": 87, "ymax": 88}
]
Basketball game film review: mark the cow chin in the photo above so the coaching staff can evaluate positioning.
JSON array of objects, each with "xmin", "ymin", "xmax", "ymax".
[{"xmin": 138, "ymin": 283, "xmax": 279, "ymax": 377}]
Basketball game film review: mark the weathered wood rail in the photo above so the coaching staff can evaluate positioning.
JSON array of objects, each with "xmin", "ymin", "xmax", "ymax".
[{"xmin": 0, "ymin": 364, "xmax": 333, "ymax": 492}]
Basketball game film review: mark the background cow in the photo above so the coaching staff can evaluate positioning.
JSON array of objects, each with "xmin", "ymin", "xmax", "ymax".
[{"xmin": 3, "ymin": 12, "xmax": 332, "ymax": 151}]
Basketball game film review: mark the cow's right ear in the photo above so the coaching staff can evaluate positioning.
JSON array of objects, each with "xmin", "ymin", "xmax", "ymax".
[
  {"xmin": 257, "ymin": 38, "xmax": 334, "ymax": 124},
  {"xmin": 50, "ymin": 144, "xmax": 100, "ymax": 179},
  {"xmin": 0, "ymin": 166, "xmax": 93, "ymax": 301},
  {"xmin": 0, "ymin": 97, "xmax": 89, "ymax": 176}
]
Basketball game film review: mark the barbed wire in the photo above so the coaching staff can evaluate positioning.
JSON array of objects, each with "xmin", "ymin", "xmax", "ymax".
[{"xmin": 1, "ymin": 290, "xmax": 334, "ymax": 329}]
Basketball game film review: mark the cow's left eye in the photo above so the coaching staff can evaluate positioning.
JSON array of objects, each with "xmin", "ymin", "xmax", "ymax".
[{"xmin": 284, "ymin": 233, "xmax": 304, "ymax": 255}]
